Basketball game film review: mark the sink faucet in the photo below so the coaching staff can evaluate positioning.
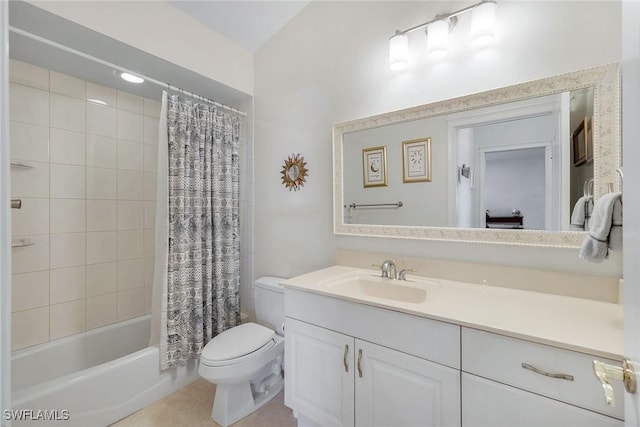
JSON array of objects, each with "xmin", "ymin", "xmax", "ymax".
[{"xmin": 380, "ymin": 259, "xmax": 397, "ymax": 280}]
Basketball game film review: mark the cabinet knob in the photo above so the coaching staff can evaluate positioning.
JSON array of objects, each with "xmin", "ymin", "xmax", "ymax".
[{"xmin": 593, "ymin": 358, "xmax": 637, "ymax": 407}]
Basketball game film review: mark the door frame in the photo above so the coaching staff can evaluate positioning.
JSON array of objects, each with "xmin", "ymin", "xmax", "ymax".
[
  {"xmin": 622, "ymin": 1, "xmax": 640, "ymax": 425},
  {"xmin": 1, "ymin": 1, "xmax": 12, "ymax": 425},
  {"xmin": 447, "ymin": 93, "xmax": 565, "ymax": 228}
]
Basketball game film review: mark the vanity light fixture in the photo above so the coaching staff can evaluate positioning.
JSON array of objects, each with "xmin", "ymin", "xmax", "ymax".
[
  {"xmin": 389, "ymin": 0, "xmax": 497, "ymax": 70},
  {"xmin": 120, "ymin": 72, "xmax": 144, "ymax": 84},
  {"xmin": 425, "ymin": 19, "xmax": 451, "ymax": 60}
]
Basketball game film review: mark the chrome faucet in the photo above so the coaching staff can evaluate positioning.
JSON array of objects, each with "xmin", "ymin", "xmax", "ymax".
[{"xmin": 380, "ymin": 259, "xmax": 397, "ymax": 280}]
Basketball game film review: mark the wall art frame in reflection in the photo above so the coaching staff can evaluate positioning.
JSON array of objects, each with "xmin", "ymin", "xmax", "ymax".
[
  {"xmin": 402, "ymin": 137, "xmax": 432, "ymax": 183},
  {"xmin": 585, "ymin": 116, "xmax": 594, "ymax": 164},
  {"xmin": 572, "ymin": 117, "xmax": 588, "ymax": 166},
  {"xmin": 362, "ymin": 145, "xmax": 388, "ymax": 188}
]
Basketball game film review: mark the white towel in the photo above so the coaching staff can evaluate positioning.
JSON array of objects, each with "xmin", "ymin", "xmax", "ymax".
[
  {"xmin": 579, "ymin": 192, "xmax": 622, "ymax": 263},
  {"xmin": 609, "ymin": 194, "xmax": 623, "ymax": 250},
  {"xmin": 570, "ymin": 195, "xmax": 593, "ymax": 231}
]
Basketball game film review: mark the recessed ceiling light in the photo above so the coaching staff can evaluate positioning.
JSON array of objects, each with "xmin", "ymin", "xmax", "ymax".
[{"xmin": 120, "ymin": 72, "xmax": 144, "ymax": 84}]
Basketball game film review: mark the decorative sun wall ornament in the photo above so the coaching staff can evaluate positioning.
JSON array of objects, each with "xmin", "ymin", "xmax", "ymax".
[{"xmin": 280, "ymin": 153, "xmax": 309, "ymax": 191}]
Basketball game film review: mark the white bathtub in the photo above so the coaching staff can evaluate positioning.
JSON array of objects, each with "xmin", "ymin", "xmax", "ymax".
[{"xmin": 11, "ymin": 315, "xmax": 200, "ymax": 427}]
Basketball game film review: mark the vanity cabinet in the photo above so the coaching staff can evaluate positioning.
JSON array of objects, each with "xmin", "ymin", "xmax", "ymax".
[
  {"xmin": 285, "ymin": 317, "xmax": 460, "ymax": 427},
  {"xmin": 284, "ymin": 318, "xmax": 354, "ymax": 427},
  {"xmin": 462, "ymin": 328, "xmax": 624, "ymax": 427},
  {"xmin": 283, "ymin": 283, "xmax": 623, "ymax": 427},
  {"xmin": 284, "ymin": 289, "xmax": 461, "ymax": 427}
]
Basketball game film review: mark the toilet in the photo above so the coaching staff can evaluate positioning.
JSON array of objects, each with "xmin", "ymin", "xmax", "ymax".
[{"xmin": 198, "ymin": 276, "xmax": 286, "ymax": 426}]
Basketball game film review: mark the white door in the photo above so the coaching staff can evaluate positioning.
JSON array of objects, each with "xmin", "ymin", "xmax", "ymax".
[
  {"xmin": 623, "ymin": 1, "xmax": 640, "ymax": 425},
  {"xmin": 284, "ymin": 318, "xmax": 355, "ymax": 427},
  {"xmin": 355, "ymin": 339, "xmax": 460, "ymax": 427}
]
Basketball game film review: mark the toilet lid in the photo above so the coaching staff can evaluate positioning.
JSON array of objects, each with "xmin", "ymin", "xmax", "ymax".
[{"xmin": 201, "ymin": 322, "xmax": 275, "ymax": 364}]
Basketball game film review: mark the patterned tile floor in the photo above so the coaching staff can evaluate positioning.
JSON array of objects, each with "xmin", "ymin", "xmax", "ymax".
[{"xmin": 111, "ymin": 380, "xmax": 296, "ymax": 427}]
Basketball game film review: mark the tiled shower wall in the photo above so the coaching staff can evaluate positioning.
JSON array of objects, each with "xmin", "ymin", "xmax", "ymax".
[{"xmin": 9, "ymin": 59, "xmax": 160, "ymax": 350}]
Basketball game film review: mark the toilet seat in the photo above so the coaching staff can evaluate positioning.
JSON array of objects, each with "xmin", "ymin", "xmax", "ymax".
[{"xmin": 201, "ymin": 322, "xmax": 276, "ymax": 367}]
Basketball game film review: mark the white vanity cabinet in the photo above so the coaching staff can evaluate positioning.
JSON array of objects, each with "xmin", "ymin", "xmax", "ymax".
[
  {"xmin": 284, "ymin": 289, "xmax": 461, "ymax": 427},
  {"xmin": 462, "ymin": 328, "xmax": 624, "ymax": 427},
  {"xmin": 284, "ymin": 318, "xmax": 354, "ymax": 427}
]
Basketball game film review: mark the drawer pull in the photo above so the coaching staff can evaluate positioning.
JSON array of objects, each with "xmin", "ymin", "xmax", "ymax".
[
  {"xmin": 343, "ymin": 344, "xmax": 349, "ymax": 373},
  {"xmin": 522, "ymin": 363, "xmax": 574, "ymax": 381},
  {"xmin": 357, "ymin": 349, "xmax": 363, "ymax": 378}
]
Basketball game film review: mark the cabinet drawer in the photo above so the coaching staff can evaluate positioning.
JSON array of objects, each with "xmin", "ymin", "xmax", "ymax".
[
  {"xmin": 462, "ymin": 328, "xmax": 623, "ymax": 420},
  {"xmin": 286, "ymin": 289, "xmax": 460, "ymax": 368},
  {"xmin": 463, "ymin": 373, "xmax": 622, "ymax": 427}
]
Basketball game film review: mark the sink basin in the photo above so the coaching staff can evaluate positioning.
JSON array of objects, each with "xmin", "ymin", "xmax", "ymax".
[{"xmin": 325, "ymin": 274, "xmax": 436, "ymax": 304}]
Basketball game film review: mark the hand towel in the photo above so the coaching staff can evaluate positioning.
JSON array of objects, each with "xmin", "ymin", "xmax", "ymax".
[
  {"xmin": 609, "ymin": 195, "xmax": 623, "ymax": 250},
  {"xmin": 579, "ymin": 192, "xmax": 622, "ymax": 263},
  {"xmin": 570, "ymin": 195, "xmax": 593, "ymax": 231}
]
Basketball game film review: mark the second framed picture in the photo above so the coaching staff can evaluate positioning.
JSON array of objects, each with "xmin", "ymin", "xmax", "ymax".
[{"xmin": 402, "ymin": 137, "xmax": 432, "ymax": 183}]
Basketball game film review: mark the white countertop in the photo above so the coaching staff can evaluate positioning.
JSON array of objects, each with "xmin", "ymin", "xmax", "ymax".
[{"xmin": 281, "ymin": 265, "xmax": 624, "ymax": 361}]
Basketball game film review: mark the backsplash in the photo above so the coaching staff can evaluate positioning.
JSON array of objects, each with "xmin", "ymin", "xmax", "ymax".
[
  {"xmin": 9, "ymin": 59, "xmax": 160, "ymax": 350},
  {"xmin": 336, "ymin": 249, "xmax": 621, "ymax": 303}
]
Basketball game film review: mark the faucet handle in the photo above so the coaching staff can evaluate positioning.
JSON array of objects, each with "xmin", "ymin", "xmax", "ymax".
[{"xmin": 398, "ymin": 268, "xmax": 416, "ymax": 281}]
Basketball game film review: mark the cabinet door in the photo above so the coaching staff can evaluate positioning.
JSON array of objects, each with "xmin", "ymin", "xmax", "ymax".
[
  {"xmin": 355, "ymin": 339, "xmax": 461, "ymax": 427},
  {"xmin": 284, "ymin": 318, "xmax": 355, "ymax": 427},
  {"xmin": 462, "ymin": 373, "xmax": 623, "ymax": 427}
]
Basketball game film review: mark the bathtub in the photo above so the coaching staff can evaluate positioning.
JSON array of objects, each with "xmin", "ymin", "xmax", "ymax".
[{"xmin": 11, "ymin": 315, "xmax": 200, "ymax": 426}]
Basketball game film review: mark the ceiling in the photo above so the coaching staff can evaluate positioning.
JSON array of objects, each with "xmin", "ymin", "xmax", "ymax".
[
  {"xmin": 168, "ymin": 1, "xmax": 311, "ymax": 52},
  {"xmin": 8, "ymin": 1, "xmax": 260, "ymax": 106}
]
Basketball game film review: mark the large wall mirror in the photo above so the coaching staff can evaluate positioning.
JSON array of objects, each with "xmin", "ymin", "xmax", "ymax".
[{"xmin": 333, "ymin": 64, "xmax": 620, "ymax": 248}]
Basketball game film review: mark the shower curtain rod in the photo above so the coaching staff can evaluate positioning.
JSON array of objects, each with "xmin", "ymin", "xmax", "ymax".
[{"xmin": 9, "ymin": 26, "xmax": 248, "ymax": 117}]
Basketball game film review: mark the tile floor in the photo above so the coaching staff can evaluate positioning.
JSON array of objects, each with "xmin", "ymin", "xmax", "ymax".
[{"xmin": 110, "ymin": 379, "xmax": 297, "ymax": 427}]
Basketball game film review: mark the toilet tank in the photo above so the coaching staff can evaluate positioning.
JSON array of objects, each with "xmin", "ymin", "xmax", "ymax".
[{"xmin": 254, "ymin": 276, "xmax": 286, "ymax": 335}]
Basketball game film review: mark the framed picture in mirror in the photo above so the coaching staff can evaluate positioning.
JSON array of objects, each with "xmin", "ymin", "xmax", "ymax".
[
  {"xmin": 402, "ymin": 137, "xmax": 432, "ymax": 183},
  {"xmin": 572, "ymin": 118, "xmax": 588, "ymax": 166},
  {"xmin": 362, "ymin": 146, "xmax": 387, "ymax": 187},
  {"xmin": 586, "ymin": 116, "xmax": 594, "ymax": 163}
]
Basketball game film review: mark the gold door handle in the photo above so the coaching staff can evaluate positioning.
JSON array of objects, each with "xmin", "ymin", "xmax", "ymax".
[
  {"xmin": 593, "ymin": 358, "xmax": 637, "ymax": 407},
  {"xmin": 357, "ymin": 349, "xmax": 363, "ymax": 378}
]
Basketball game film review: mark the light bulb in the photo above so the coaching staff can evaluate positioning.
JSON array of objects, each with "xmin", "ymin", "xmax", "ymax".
[
  {"xmin": 389, "ymin": 32, "xmax": 409, "ymax": 71},
  {"xmin": 120, "ymin": 72, "xmax": 144, "ymax": 84},
  {"xmin": 426, "ymin": 20, "xmax": 449, "ymax": 60},
  {"xmin": 471, "ymin": 1, "xmax": 497, "ymax": 47}
]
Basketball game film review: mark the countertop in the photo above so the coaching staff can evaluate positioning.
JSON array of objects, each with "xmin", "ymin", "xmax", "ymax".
[{"xmin": 281, "ymin": 265, "xmax": 624, "ymax": 361}]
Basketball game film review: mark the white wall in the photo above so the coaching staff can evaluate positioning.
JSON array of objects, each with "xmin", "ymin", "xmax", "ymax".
[
  {"xmin": 254, "ymin": 1, "xmax": 622, "ymax": 280},
  {"xmin": 485, "ymin": 148, "xmax": 546, "ymax": 230},
  {"xmin": 28, "ymin": 1, "xmax": 254, "ymax": 96}
]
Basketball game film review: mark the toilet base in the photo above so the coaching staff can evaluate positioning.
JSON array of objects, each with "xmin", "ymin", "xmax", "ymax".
[{"xmin": 211, "ymin": 374, "xmax": 284, "ymax": 426}]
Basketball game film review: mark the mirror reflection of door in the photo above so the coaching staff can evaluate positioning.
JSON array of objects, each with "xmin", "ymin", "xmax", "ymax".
[
  {"xmin": 482, "ymin": 147, "xmax": 550, "ymax": 230},
  {"xmin": 452, "ymin": 94, "xmax": 571, "ymax": 231}
]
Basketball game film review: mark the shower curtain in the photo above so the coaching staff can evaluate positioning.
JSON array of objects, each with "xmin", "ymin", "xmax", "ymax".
[{"xmin": 151, "ymin": 91, "xmax": 241, "ymax": 370}]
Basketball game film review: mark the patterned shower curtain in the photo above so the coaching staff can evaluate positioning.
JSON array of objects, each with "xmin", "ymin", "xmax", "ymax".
[{"xmin": 161, "ymin": 94, "xmax": 241, "ymax": 369}]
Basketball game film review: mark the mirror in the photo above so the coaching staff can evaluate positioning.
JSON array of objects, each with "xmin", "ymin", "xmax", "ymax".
[
  {"xmin": 333, "ymin": 64, "xmax": 620, "ymax": 248},
  {"xmin": 281, "ymin": 154, "xmax": 309, "ymax": 191}
]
